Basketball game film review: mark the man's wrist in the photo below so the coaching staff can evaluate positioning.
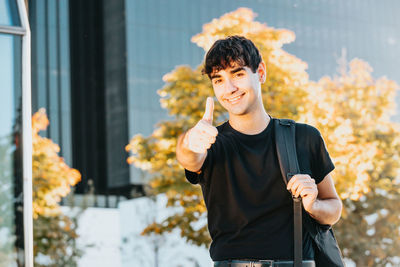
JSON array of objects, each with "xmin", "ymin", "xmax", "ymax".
[
  {"xmin": 307, "ymin": 199, "xmax": 320, "ymax": 218},
  {"xmin": 306, "ymin": 198, "xmax": 341, "ymax": 225}
]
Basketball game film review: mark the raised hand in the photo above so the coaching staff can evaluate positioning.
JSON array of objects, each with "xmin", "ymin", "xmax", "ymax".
[{"xmin": 184, "ymin": 97, "xmax": 218, "ymax": 154}]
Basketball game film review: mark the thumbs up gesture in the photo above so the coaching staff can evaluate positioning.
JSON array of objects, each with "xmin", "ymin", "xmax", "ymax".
[{"xmin": 184, "ymin": 97, "xmax": 218, "ymax": 154}]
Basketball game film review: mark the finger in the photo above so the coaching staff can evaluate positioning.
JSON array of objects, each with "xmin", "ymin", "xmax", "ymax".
[
  {"xmin": 202, "ymin": 97, "xmax": 214, "ymax": 124},
  {"xmin": 294, "ymin": 183, "xmax": 312, "ymax": 197},
  {"xmin": 293, "ymin": 180, "xmax": 316, "ymax": 195},
  {"xmin": 293, "ymin": 184, "xmax": 303, "ymax": 198},
  {"xmin": 293, "ymin": 183, "xmax": 302, "ymax": 197},
  {"xmin": 189, "ymin": 134, "xmax": 215, "ymax": 150},
  {"xmin": 196, "ymin": 134, "xmax": 215, "ymax": 144},
  {"xmin": 300, "ymin": 189, "xmax": 317, "ymax": 198},
  {"xmin": 197, "ymin": 121, "xmax": 218, "ymax": 136},
  {"xmin": 201, "ymin": 127, "xmax": 218, "ymax": 137},
  {"xmin": 287, "ymin": 175, "xmax": 299, "ymax": 191},
  {"xmin": 287, "ymin": 174, "xmax": 313, "ymax": 190},
  {"xmin": 202, "ymin": 136, "xmax": 217, "ymax": 149},
  {"xmin": 290, "ymin": 181, "xmax": 306, "ymax": 197},
  {"xmin": 189, "ymin": 143, "xmax": 207, "ymax": 154},
  {"xmin": 287, "ymin": 175, "xmax": 299, "ymax": 190},
  {"xmin": 205, "ymin": 135, "xmax": 217, "ymax": 145}
]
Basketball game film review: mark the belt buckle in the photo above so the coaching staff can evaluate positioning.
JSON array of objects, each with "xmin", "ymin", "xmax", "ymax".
[{"xmin": 259, "ymin": 260, "xmax": 274, "ymax": 267}]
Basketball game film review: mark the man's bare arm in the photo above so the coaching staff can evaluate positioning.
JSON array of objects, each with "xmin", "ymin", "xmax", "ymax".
[
  {"xmin": 288, "ymin": 173, "xmax": 342, "ymax": 225},
  {"xmin": 309, "ymin": 173, "xmax": 342, "ymax": 225}
]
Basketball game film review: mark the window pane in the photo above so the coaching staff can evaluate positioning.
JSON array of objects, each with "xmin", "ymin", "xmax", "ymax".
[
  {"xmin": 0, "ymin": 0, "xmax": 21, "ymax": 26},
  {"xmin": 0, "ymin": 33, "xmax": 23, "ymax": 267}
]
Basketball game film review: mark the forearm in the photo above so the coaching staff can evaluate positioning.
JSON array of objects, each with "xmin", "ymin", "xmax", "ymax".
[
  {"xmin": 308, "ymin": 198, "xmax": 342, "ymax": 225},
  {"xmin": 176, "ymin": 132, "xmax": 207, "ymax": 172}
]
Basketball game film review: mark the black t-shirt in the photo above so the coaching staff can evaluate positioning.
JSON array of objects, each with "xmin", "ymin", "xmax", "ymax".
[{"xmin": 185, "ymin": 118, "xmax": 335, "ymax": 261}]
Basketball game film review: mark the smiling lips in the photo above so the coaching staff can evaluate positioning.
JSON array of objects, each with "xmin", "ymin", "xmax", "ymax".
[{"xmin": 226, "ymin": 93, "xmax": 245, "ymax": 104}]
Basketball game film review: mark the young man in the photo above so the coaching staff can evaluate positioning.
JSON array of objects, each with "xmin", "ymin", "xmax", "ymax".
[{"xmin": 176, "ymin": 36, "xmax": 342, "ymax": 266}]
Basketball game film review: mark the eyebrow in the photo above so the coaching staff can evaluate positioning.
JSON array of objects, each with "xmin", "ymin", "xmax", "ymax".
[
  {"xmin": 210, "ymin": 73, "xmax": 221, "ymax": 80},
  {"xmin": 210, "ymin": 67, "xmax": 245, "ymax": 80},
  {"xmin": 230, "ymin": 67, "xmax": 245, "ymax": 74}
]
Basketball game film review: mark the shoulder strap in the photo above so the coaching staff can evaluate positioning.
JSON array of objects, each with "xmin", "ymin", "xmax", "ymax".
[
  {"xmin": 274, "ymin": 119, "xmax": 300, "ymax": 184},
  {"xmin": 274, "ymin": 118, "xmax": 302, "ymax": 267}
]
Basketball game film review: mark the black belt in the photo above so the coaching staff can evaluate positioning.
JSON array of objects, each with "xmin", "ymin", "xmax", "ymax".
[{"xmin": 214, "ymin": 260, "xmax": 315, "ymax": 267}]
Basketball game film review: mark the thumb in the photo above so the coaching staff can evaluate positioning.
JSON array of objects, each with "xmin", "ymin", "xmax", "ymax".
[{"xmin": 202, "ymin": 97, "xmax": 214, "ymax": 124}]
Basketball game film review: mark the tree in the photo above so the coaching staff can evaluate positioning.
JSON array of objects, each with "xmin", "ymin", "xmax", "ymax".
[
  {"xmin": 126, "ymin": 8, "xmax": 400, "ymax": 266},
  {"xmin": 32, "ymin": 108, "xmax": 83, "ymax": 267},
  {"xmin": 301, "ymin": 60, "xmax": 400, "ymax": 266}
]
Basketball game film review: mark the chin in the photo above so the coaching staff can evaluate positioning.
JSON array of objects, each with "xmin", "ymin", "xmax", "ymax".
[{"xmin": 229, "ymin": 108, "xmax": 248, "ymax": 116}]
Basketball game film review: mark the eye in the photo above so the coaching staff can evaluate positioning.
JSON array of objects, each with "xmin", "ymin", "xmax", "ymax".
[
  {"xmin": 235, "ymin": 72, "xmax": 245, "ymax": 77},
  {"xmin": 213, "ymin": 79, "xmax": 222, "ymax": 84}
]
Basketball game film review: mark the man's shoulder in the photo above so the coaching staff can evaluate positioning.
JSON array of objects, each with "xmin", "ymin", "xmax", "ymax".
[
  {"xmin": 294, "ymin": 121, "xmax": 321, "ymax": 137},
  {"xmin": 274, "ymin": 118, "xmax": 322, "ymax": 142}
]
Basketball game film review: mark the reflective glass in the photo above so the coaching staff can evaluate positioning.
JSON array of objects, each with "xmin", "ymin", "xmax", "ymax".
[
  {"xmin": 0, "ymin": 0, "xmax": 21, "ymax": 26},
  {"xmin": 0, "ymin": 33, "xmax": 23, "ymax": 267}
]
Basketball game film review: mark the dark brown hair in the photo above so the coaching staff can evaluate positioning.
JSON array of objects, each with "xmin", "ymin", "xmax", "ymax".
[{"xmin": 203, "ymin": 36, "xmax": 262, "ymax": 78}]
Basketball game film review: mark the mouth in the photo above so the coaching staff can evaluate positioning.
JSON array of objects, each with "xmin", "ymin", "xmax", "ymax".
[{"xmin": 226, "ymin": 93, "xmax": 245, "ymax": 105}]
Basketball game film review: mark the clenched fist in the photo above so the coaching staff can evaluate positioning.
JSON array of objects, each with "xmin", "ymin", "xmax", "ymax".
[
  {"xmin": 287, "ymin": 174, "xmax": 318, "ymax": 213},
  {"xmin": 183, "ymin": 97, "xmax": 218, "ymax": 154}
]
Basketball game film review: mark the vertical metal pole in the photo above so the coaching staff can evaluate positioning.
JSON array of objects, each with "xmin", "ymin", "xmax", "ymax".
[{"xmin": 17, "ymin": 0, "xmax": 34, "ymax": 266}]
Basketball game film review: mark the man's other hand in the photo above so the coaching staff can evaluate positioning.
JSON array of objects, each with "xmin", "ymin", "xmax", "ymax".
[{"xmin": 287, "ymin": 174, "xmax": 318, "ymax": 213}]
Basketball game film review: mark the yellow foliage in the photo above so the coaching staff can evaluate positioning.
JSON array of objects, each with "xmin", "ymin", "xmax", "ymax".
[
  {"xmin": 32, "ymin": 108, "xmax": 81, "ymax": 218},
  {"xmin": 192, "ymin": 8, "xmax": 295, "ymax": 52},
  {"xmin": 301, "ymin": 59, "xmax": 400, "ymax": 201}
]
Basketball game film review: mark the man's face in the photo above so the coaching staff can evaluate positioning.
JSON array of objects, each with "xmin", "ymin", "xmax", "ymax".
[{"xmin": 210, "ymin": 62, "xmax": 265, "ymax": 116}]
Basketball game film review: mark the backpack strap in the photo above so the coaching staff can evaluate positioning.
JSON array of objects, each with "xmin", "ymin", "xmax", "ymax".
[{"xmin": 274, "ymin": 118, "xmax": 302, "ymax": 267}]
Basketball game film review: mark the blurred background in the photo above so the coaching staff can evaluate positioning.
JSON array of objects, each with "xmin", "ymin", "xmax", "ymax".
[{"xmin": 1, "ymin": 0, "xmax": 400, "ymax": 266}]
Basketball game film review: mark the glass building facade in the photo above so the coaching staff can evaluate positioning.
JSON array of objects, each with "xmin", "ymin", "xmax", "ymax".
[
  {"xmin": 30, "ymin": 0, "xmax": 71, "ymax": 165},
  {"xmin": 0, "ymin": 32, "xmax": 23, "ymax": 267},
  {"xmin": 0, "ymin": 0, "xmax": 31, "ymax": 266},
  {"xmin": 26, "ymin": 0, "xmax": 400, "ymax": 202}
]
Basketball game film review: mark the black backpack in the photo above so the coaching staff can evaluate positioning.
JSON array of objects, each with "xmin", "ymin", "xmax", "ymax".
[{"xmin": 274, "ymin": 118, "xmax": 345, "ymax": 267}]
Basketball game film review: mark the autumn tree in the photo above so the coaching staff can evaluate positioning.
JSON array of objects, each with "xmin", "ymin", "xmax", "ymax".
[
  {"xmin": 32, "ymin": 108, "xmax": 83, "ymax": 267},
  {"xmin": 301, "ymin": 60, "xmax": 400, "ymax": 266},
  {"xmin": 126, "ymin": 8, "xmax": 400, "ymax": 266}
]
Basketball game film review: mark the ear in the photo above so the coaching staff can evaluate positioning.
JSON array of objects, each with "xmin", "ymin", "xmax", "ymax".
[{"xmin": 257, "ymin": 61, "xmax": 266, "ymax": 83}]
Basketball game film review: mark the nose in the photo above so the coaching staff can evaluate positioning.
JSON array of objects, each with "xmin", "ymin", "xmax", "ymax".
[{"xmin": 225, "ymin": 78, "xmax": 238, "ymax": 94}]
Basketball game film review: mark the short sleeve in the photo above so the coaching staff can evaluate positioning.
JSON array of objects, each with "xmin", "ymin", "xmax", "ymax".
[
  {"xmin": 308, "ymin": 126, "xmax": 335, "ymax": 184},
  {"xmin": 185, "ymin": 169, "xmax": 202, "ymax": 184},
  {"xmin": 184, "ymin": 148, "xmax": 211, "ymax": 185}
]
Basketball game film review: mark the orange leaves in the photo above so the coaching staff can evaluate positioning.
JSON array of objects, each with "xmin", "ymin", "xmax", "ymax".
[
  {"xmin": 31, "ymin": 109, "xmax": 83, "ymax": 264},
  {"xmin": 302, "ymin": 59, "xmax": 400, "ymax": 202},
  {"xmin": 192, "ymin": 8, "xmax": 295, "ymax": 52},
  {"xmin": 32, "ymin": 108, "xmax": 81, "ymax": 218},
  {"xmin": 32, "ymin": 108, "xmax": 49, "ymax": 135}
]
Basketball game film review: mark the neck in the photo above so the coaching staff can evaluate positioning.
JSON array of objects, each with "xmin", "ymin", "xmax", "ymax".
[{"xmin": 229, "ymin": 105, "xmax": 270, "ymax": 135}]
